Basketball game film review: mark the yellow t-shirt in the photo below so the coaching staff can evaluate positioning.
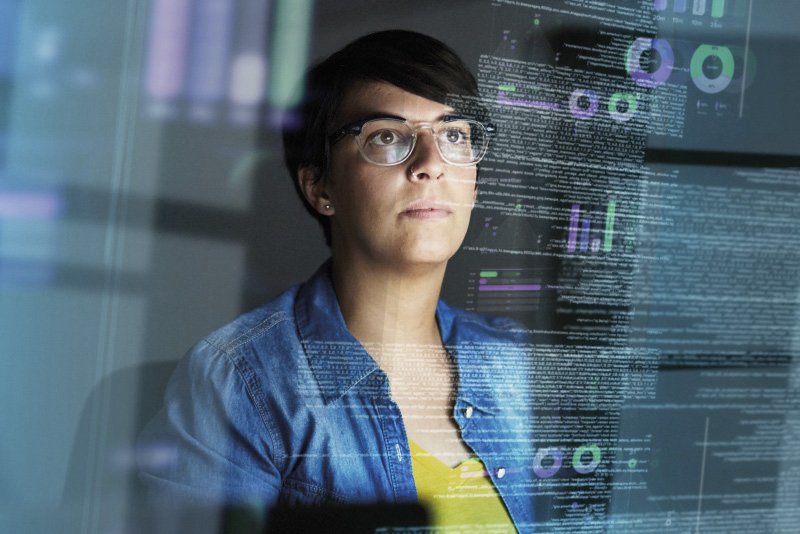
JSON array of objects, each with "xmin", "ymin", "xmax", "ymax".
[{"xmin": 409, "ymin": 439, "xmax": 516, "ymax": 533}]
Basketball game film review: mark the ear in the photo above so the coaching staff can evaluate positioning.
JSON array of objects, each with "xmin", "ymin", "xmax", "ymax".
[{"xmin": 298, "ymin": 165, "xmax": 335, "ymax": 215}]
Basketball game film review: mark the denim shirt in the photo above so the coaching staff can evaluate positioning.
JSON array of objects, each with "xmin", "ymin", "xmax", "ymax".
[{"xmin": 138, "ymin": 261, "xmax": 536, "ymax": 532}]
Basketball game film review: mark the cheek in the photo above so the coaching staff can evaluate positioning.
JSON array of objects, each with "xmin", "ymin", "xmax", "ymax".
[
  {"xmin": 331, "ymin": 166, "xmax": 396, "ymax": 219},
  {"xmin": 328, "ymin": 157, "xmax": 363, "ymax": 203},
  {"xmin": 456, "ymin": 170, "xmax": 478, "ymax": 207}
]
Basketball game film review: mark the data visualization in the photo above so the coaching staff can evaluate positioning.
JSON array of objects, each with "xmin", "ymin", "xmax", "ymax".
[{"xmin": 441, "ymin": 0, "xmax": 800, "ymax": 530}]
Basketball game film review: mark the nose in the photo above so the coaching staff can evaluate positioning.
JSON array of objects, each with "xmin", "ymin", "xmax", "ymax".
[{"xmin": 407, "ymin": 128, "xmax": 445, "ymax": 181}]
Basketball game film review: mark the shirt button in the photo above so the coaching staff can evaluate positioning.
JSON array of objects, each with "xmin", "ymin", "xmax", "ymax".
[
  {"xmin": 496, "ymin": 467, "xmax": 506, "ymax": 479},
  {"xmin": 464, "ymin": 406, "xmax": 474, "ymax": 419}
]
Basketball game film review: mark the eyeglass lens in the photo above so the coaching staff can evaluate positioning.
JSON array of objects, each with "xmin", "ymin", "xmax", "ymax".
[{"xmin": 356, "ymin": 119, "xmax": 487, "ymax": 166}]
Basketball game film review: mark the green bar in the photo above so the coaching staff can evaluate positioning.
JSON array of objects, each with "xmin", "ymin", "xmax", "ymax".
[
  {"xmin": 479, "ymin": 271, "xmax": 499, "ymax": 278},
  {"xmin": 269, "ymin": 0, "xmax": 314, "ymax": 108},
  {"xmin": 711, "ymin": 0, "xmax": 725, "ymax": 18},
  {"xmin": 603, "ymin": 200, "xmax": 616, "ymax": 252},
  {"xmin": 498, "ymin": 84, "xmax": 516, "ymax": 92}
]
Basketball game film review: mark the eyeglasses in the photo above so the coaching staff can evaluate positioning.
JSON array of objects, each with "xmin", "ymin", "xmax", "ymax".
[{"xmin": 328, "ymin": 115, "xmax": 495, "ymax": 167}]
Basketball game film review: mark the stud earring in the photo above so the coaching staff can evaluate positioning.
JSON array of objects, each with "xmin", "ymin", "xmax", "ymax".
[{"xmin": 324, "ymin": 204, "xmax": 331, "ymax": 210}]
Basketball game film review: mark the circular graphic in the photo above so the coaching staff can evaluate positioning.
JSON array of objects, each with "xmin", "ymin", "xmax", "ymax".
[
  {"xmin": 572, "ymin": 444, "xmax": 602, "ymax": 474},
  {"xmin": 533, "ymin": 447, "xmax": 563, "ymax": 478},
  {"xmin": 569, "ymin": 89, "xmax": 598, "ymax": 119},
  {"xmin": 690, "ymin": 45, "xmax": 735, "ymax": 94},
  {"xmin": 608, "ymin": 92, "xmax": 638, "ymax": 122},
  {"xmin": 626, "ymin": 38, "xmax": 674, "ymax": 88}
]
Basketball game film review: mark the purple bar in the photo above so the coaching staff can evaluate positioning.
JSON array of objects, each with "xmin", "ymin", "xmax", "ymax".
[
  {"xmin": 479, "ymin": 284, "xmax": 542, "ymax": 292},
  {"xmin": 674, "ymin": 0, "xmax": 687, "ymax": 12},
  {"xmin": 497, "ymin": 92, "xmax": 560, "ymax": 110},
  {"xmin": 654, "ymin": 0, "xmax": 668, "ymax": 11},
  {"xmin": 0, "ymin": 191, "xmax": 61, "ymax": 218},
  {"xmin": 580, "ymin": 217, "xmax": 590, "ymax": 251},
  {"xmin": 187, "ymin": 0, "xmax": 234, "ymax": 104},
  {"xmin": 145, "ymin": 0, "xmax": 192, "ymax": 100},
  {"xmin": 567, "ymin": 204, "xmax": 580, "ymax": 252}
]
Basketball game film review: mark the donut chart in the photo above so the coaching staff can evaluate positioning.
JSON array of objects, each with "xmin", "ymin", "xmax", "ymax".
[
  {"xmin": 533, "ymin": 447, "xmax": 563, "ymax": 478},
  {"xmin": 608, "ymin": 92, "xmax": 638, "ymax": 122},
  {"xmin": 626, "ymin": 38, "xmax": 674, "ymax": 88},
  {"xmin": 569, "ymin": 89, "xmax": 598, "ymax": 119},
  {"xmin": 572, "ymin": 444, "xmax": 602, "ymax": 474},
  {"xmin": 690, "ymin": 44, "xmax": 734, "ymax": 94}
]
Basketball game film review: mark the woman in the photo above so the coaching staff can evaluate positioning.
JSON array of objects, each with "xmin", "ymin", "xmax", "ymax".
[{"xmin": 138, "ymin": 30, "xmax": 535, "ymax": 532}]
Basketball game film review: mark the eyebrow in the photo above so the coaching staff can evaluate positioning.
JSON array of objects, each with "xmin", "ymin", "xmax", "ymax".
[
  {"xmin": 328, "ymin": 112, "xmax": 473, "ymax": 144},
  {"xmin": 344, "ymin": 112, "xmax": 406, "ymax": 123},
  {"xmin": 336, "ymin": 111, "xmax": 468, "ymax": 129}
]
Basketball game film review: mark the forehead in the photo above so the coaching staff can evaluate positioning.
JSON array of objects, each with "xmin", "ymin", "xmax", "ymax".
[{"xmin": 335, "ymin": 81, "xmax": 454, "ymax": 126}]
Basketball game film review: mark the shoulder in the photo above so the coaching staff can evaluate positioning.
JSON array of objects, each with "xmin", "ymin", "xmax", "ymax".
[
  {"xmin": 202, "ymin": 285, "xmax": 301, "ymax": 355},
  {"xmin": 140, "ymin": 284, "xmax": 310, "ymax": 483},
  {"xmin": 180, "ymin": 282, "xmax": 317, "ymax": 416},
  {"xmin": 159, "ymin": 281, "xmax": 306, "ymax": 418}
]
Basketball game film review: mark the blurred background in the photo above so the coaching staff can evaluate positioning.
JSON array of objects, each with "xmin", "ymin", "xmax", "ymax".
[{"xmin": 2, "ymin": 0, "xmax": 800, "ymax": 532}]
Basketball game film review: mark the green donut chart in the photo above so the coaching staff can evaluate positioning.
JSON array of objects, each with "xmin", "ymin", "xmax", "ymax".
[
  {"xmin": 608, "ymin": 92, "xmax": 638, "ymax": 122},
  {"xmin": 690, "ymin": 44, "xmax": 735, "ymax": 94},
  {"xmin": 572, "ymin": 444, "xmax": 602, "ymax": 474}
]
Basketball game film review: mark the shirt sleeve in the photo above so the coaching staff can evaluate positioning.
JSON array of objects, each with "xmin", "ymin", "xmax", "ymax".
[{"xmin": 136, "ymin": 339, "xmax": 282, "ymax": 510}]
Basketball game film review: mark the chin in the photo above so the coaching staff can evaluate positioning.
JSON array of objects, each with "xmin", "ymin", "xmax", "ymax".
[{"xmin": 393, "ymin": 240, "xmax": 458, "ymax": 268}]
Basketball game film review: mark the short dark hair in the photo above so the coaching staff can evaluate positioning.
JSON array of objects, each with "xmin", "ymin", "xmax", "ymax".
[{"xmin": 282, "ymin": 30, "xmax": 483, "ymax": 246}]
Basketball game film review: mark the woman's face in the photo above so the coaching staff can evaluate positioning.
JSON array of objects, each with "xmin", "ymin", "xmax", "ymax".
[{"xmin": 323, "ymin": 81, "xmax": 478, "ymax": 270}]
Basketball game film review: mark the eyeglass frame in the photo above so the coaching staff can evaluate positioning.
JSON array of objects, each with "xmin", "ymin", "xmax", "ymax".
[{"xmin": 327, "ymin": 113, "xmax": 496, "ymax": 167}]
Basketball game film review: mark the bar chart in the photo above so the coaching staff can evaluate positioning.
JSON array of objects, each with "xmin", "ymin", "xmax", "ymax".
[
  {"xmin": 142, "ymin": 0, "xmax": 313, "ymax": 124},
  {"xmin": 465, "ymin": 268, "xmax": 545, "ymax": 314},
  {"xmin": 567, "ymin": 200, "xmax": 616, "ymax": 254}
]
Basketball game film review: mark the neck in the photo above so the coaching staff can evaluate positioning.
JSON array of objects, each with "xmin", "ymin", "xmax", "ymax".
[{"xmin": 330, "ymin": 254, "xmax": 447, "ymax": 350}]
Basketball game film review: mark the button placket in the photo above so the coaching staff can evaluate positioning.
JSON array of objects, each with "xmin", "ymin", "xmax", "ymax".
[{"xmin": 372, "ymin": 383, "xmax": 416, "ymax": 501}]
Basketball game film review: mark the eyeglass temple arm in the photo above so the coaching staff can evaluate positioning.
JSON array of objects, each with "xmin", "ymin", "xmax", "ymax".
[{"xmin": 329, "ymin": 126, "xmax": 360, "ymax": 145}]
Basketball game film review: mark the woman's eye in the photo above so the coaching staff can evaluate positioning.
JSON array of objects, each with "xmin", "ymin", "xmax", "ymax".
[
  {"xmin": 369, "ymin": 129, "xmax": 404, "ymax": 146},
  {"xmin": 443, "ymin": 128, "xmax": 467, "ymax": 144}
]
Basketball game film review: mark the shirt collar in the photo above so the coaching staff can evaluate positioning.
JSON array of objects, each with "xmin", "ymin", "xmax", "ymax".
[
  {"xmin": 437, "ymin": 299, "xmax": 500, "ymax": 415},
  {"xmin": 295, "ymin": 260, "xmax": 382, "ymax": 404},
  {"xmin": 295, "ymin": 259, "xmax": 497, "ymax": 412}
]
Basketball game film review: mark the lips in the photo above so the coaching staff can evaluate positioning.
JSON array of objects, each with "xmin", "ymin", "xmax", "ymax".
[{"xmin": 400, "ymin": 199, "xmax": 453, "ymax": 219}]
